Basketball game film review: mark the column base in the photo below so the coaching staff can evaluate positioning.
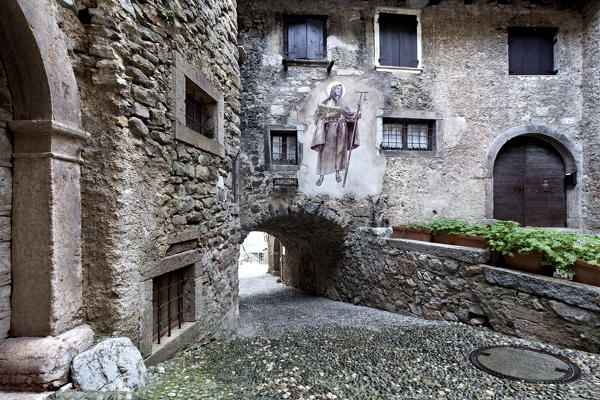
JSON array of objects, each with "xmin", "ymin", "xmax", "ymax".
[{"xmin": 0, "ymin": 325, "xmax": 93, "ymax": 392}]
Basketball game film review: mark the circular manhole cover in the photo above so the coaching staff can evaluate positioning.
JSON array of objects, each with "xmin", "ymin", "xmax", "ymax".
[{"xmin": 469, "ymin": 345, "xmax": 581, "ymax": 384}]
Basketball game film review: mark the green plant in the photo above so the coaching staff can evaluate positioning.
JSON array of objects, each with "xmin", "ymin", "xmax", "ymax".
[
  {"xmin": 424, "ymin": 217, "xmax": 473, "ymax": 235},
  {"xmin": 397, "ymin": 222, "xmax": 429, "ymax": 230},
  {"xmin": 397, "ymin": 217, "xmax": 600, "ymax": 274},
  {"xmin": 482, "ymin": 222, "xmax": 577, "ymax": 273},
  {"xmin": 574, "ymin": 234, "xmax": 600, "ymax": 265},
  {"xmin": 163, "ymin": 9, "xmax": 175, "ymax": 25}
]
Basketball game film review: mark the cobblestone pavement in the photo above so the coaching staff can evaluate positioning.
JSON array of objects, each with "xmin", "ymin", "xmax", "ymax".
[{"xmin": 56, "ymin": 263, "xmax": 600, "ymax": 399}]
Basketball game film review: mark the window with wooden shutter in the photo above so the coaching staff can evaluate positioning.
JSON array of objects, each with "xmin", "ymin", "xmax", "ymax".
[
  {"xmin": 378, "ymin": 13, "xmax": 419, "ymax": 68},
  {"xmin": 508, "ymin": 27, "xmax": 557, "ymax": 75},
  {"xmin": 284, "ymin": 16, "xmax": 326, "ymax": 60}
]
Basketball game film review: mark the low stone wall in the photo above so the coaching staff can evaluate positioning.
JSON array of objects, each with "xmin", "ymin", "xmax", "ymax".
[{"xmin": 323, "ymin": 228, "xmax": 600, "ymax": 353}]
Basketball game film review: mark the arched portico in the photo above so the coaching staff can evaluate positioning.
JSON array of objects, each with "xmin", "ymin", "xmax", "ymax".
[
  {"xmin": 0, "ymin": 0, "xmax": 92, "ymax": 391},
  {"xmin": 485, "ymin": 124, "xmax": 582, "ymax": 229}
]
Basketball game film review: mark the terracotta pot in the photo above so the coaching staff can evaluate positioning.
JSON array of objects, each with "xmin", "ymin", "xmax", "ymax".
[
  {"xmin": 392, "ymin": 227, "xmax": 432, "ymax": 242},
  {"xmin": 503, "ymin": 251, "xmax": 554, "ymax": 276},
  {"xmin": 433, "ymin": 232, "xmax": 487, "ymax": 249},
  {"xmin": 573, "ymin": 259, "xmax": 600, "ymax": 287}
]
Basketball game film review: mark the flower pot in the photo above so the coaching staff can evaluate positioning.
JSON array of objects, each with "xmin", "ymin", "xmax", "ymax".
[
  {"xmin": 573, "ymin": 259, "xmax": 600, "ymax": 287},
  {"xmin": 392, "ymin": 227, "xmax": 432, "ymax": 242},
  {"xmin": 503, "ymin": 251, "xmax": 554, "ymax": 276},
  {"xmin": 433, "ymin": 232, "xmax": 487, "ymax": 249}
]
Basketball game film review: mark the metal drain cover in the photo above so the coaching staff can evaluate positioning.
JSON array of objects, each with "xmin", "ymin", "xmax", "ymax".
[{"xmin": 469, "ymin": 345, "xmax": 581, "ymax": 384}]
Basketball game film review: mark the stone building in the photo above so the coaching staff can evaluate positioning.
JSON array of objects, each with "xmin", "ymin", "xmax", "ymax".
[
  {"xmin": 237, "ymin": 0, "xmax": 600, "ymax": 290},
  {"xmin": 0, "ymin": 0, "xmax": 599, "ymax": 393},
  {"xmin": 0, "ymin": 0, "xmax": 240, "ymax": 391}
]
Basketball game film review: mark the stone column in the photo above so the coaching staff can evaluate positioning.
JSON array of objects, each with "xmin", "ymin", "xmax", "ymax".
[
  {"xmin": 0, "ymin": 120, "xmax": 93, "ymax": 391},
  {"xmin": 8, "ymin": 120, "xmax": 89, "ymax": 336}
]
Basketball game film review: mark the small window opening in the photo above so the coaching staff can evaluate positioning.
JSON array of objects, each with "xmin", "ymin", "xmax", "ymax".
[
  {"xmin": 382, "ymin": 119, "xmax": 434, "ymax": 151},
  {"xmin": 185, "ymin": 78, "xmax": 216, "ymax": 139},
  {"xmin": 284, "ymin": 16, "xmax": 327, "ymax": 60},
  {"xmin": 378, "ymin": 13, "xmax": 419, "ymax": 68},
  {"xmin": 271, "ymin": 131, "xmax": 298, "ymax": 165},
  {"xmin": 508, "ymin": 27, "xmax": 557, "ymax": 75},
  {"xmin": 152, "ymin": 268, "xmax": 187, "ymax": 344}
]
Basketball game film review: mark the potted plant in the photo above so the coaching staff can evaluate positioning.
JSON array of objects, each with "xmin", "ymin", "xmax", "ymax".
[
  {"xmin": 427, "ymin": 218, "xmax": 487, "ymax": 249},
  {"xmin": 484, "ymin": 222, "xmax": 559, "ymax": 276},
  {"xmin": 573, "ymin": 235, "xmax": 600, "ymax": 287},
  {"xmin": 392, "ymin": 222, "xmax": 432, "ymax": 242}
]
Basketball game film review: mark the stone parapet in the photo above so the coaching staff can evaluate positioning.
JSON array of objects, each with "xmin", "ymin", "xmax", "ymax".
[{"xmin": 324, "ymin": 230, "xmax": 600, "ymax": 353}]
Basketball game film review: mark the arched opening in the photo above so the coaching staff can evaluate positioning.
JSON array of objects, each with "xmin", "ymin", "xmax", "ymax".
[
  {"xmin": 239, "ymin": 207, "xmax": 347, "ymax": 298},
  {"xmin": 493, "ymin": 136, "xmax": 566, "ymax": 227},
  {"xmin": 486, "ymin": 125, "xmax": 582, "ymax": 229},
  {"xmin": 0, "ymin": 0, "xmax": 92, "ymax": 392}
]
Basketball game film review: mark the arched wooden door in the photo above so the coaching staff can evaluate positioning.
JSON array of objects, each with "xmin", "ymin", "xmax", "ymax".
[{"xmin": 493, "ymin": 136, "xmax": 566, "ymax": 227}]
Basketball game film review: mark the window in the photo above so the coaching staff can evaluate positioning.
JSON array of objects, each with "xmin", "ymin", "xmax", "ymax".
[
  {"xmin": 185, "ymin": 78, "xmax": 215, "ymax": 139},
  {"xmin": 152, "ymin": 268, "xmax": 187, "ymax": 344},
  {"xmin": 284, "ymin": 16, "xmax": 326, "ymax": 60},
  {"xmin": 173, "ymin": 52, "xmax": 225, "ymax": 157},
  {"xmin": 375, "ymin": 10, "xmax": 421, "ymax": 69},
  {"xmin": 271, "ymin": 131, "xmax": 297, "ymax": 165},
  {"xmin": 264, "ymin": 125, "xmax": 303, "ymax": 170},
  {"xmin": 382, "ymin": 119, "xmax": 433, "ymax": 151},
  {"xmin": 508, "ymin": 27, "xmax": 557, "ymax": 75}
]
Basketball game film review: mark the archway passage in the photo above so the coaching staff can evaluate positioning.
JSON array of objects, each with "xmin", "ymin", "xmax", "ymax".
[
  {"xmin": 493, "ymin": 136, "xmax": 566, "ymax": 227},
  {"xmin": 242, "ymin": 209, "xmax": 347, "ymax": 297}
]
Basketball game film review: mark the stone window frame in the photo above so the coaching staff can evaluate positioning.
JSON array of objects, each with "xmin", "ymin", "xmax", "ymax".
[
  {"xmin": 376, "ymin": 110, "xmax": 443, "ymax": 157},
  {"xmin": 374, "ymin": 8, "xmax": 423, "ymax": 73},
  {"xmin": 139, "ymin": 249, "xmax": 202, "ymax": 363},
  {"xmin": 264, "ymin": 124, "xmax": 304, "ymax": 171},
  {"xmin": 173, "ymin": 52, "xmax": 225, "ymax": 157}
]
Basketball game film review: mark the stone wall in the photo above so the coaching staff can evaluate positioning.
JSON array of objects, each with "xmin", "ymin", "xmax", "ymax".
[
  {"xmin": 49, "ymin": 0, "xmax": 240, "ymax": 355},
  {"xmin": 316, "ymin": 229, "xmax": 600, "ymax": 352},
  {"xmin": 582, "ymin": 1, "xmax": 600, "ymax": 231},
  {"xmin": 238, "ymin": 0, "xmax": 590, "ymax": 233},
  {"xmin": 0, "ymin": 60, "xmax": 11, "ymax": 340}
]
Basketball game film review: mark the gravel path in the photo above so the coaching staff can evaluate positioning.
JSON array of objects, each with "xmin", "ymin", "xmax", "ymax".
[{"xmin": 55, "ymin": 263, "xmax": 600, "ymax": 399}]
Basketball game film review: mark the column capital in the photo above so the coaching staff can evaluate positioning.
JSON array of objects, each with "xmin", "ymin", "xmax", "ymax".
[{"xmin": 7, "ymin": 119, "xmax": 89, "ymax": 163}]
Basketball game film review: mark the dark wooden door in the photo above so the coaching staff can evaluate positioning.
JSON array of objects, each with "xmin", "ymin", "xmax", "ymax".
[{"xmin": 493, "ymin": 137, "xmax": 566, "ymax": 227}]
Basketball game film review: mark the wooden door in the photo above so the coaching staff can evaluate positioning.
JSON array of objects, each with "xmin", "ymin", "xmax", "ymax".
[{"xmin": 493, "ymin": 137, "xmax": 566, "ymax": 227}]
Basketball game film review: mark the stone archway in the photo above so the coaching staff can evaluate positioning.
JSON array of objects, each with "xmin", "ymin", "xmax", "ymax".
[
  {"xmin": 485, "ymin": 125, "xmax": 582, "ymax": 229},
  {"xmin": 241, "ymin": 202, "xmax": 349, "ymax": 297},
  {"xmin": 0, "ymin": 0, "xmax": 92, "ymax": 391}
]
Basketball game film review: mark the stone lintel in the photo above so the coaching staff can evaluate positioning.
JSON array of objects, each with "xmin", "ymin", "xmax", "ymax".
[
  {"xmin": 386, "ymin": 238, "xmax": 490, "ymax": 264},
  {"xmin": 483, "ymin": 265, "xmax": 600, "ymax": 312},
  {"xmin": 140, "ymin": 249, "xmax": 202, "ymax": 280},
  {"xmin": 0, "ymin": 325, "xmax": 93, "ymax": 391},
  {"xmin": 168, "ymin": 227, "xmax": 199, "ymax": 245}
]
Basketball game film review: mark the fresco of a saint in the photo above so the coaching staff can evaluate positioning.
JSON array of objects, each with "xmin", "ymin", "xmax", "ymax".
[{"xmin": 310, "ymin": 82, "xmax": 361, "ymax": 186}]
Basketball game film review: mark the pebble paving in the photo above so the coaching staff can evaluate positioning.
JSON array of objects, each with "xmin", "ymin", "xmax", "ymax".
[{"xmin": 55, "ymin": 263, "xmax": 600, "ymax": 400}]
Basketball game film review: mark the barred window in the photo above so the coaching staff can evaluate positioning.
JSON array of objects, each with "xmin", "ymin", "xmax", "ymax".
[
  {"xmin": 185, "ymin": 78, "xmax": 215, "ymax": 139},
  {"xmin": 152, "ymin": 268, "xmax": 187, "ymax": 344},
  {"xmin": 271, "ymin": 131, "xmax": 298, "ymax": 165},
  {"xmin": 382, "ymin": 119, "xmax": 434, "ymax": 151}
]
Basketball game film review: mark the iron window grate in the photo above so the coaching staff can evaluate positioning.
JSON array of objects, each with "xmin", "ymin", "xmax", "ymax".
[
  {"xmin": 382, "ymin": 119, "xmax": 434, "ymax": 151},
  {"xmin": 185, "ymin": 91, "xmax": 215, "ymax": 139},
  {"xmin": 152, "ymin": 269, "xmax": 185, "ymax": 344}
]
